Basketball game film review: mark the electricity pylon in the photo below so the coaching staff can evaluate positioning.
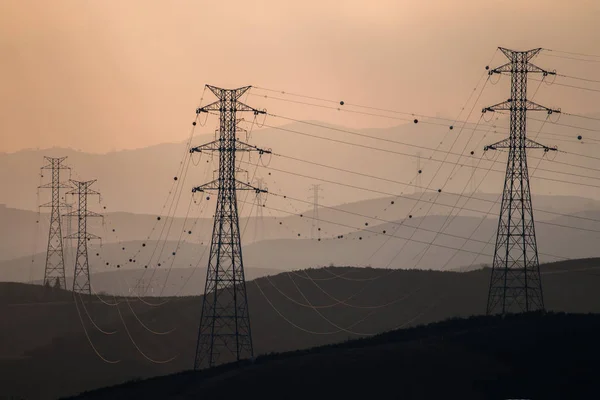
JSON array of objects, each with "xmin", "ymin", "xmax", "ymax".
[
  {"xmin": 190, "ymin": 85, "xmax": 269, "ymax": 370},
  {"xmin": 482, "ymin": 47, "xmax": 559, "ymax": 315},
  {"xmin": 65, "ymin": 180, "xmax": 102, "ymax": 295},
  {"xmin": 40, "ymin": 157, "xmax": 70, "ymax": 289},
  {"xmin": 309, "ymin": 184, "xmax": 323, "ymax": 240}
]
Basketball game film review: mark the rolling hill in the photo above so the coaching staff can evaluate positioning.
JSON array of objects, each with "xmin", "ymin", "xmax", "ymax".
[
  {"xmin": 68, "ymin": 312, "xmax": 600, "ymax": 400},
  {"xmin": 3, "ymin": 202, "xmax": 600, "ymax": 291},
  {"xmin": 1, "ymin": 258, "xmax": 600, "ymax": 399}
]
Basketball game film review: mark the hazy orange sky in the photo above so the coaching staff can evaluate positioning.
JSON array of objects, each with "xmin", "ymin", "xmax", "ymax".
[{"xmin": 1, "ymin": 0, "xmax": 599, "ymax": 153}]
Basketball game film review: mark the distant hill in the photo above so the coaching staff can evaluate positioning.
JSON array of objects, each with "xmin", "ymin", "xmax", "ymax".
[
  {"xmin": 69, "ymin": 312, "xmax": 600, "ymax": 400},
  {"xmin": 5, "ymin": 191, "xmax": 600, "ymax": 262},
  {"xmin": 3, "ymin": 206, "xmax": 600, "ymax": 286},
  {"xmin": 1, "ymin": 258, "xmax": 600, "ymax": 399},
  {"xmin": 2, "ymin": 114, "xmax": 599, "ymax": 216}
]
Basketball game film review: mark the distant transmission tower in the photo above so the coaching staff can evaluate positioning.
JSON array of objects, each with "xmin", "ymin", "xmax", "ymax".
[
  {"xmin": 190, "ymin": 85, "xmax": 269, "ymax": 370},
  {"xmin": 40, "ymin": 157, "xmax": 70, "ymax": 289},
  {"xmin": 309, "ymin": 184, "xmax": 323, "ymax": 240},
  {"xmin": 482, "ymin": 47, "xmax": 559, "ymax": 315},
  {"xmin": 65, "ymin": 180, "xmax": 102, "ymax": 295},
  {"xmin": 131, "ymin": 276, "xmax": 156, "ymax": 297}
]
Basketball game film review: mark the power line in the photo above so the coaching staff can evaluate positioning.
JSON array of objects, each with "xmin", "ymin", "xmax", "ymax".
[
  {"xmin": 253, "ymin": 86, "xmax": 599, "ymax": 142},
  {"xmin": 73, "ymin": 295, "xmax": 121, "ymax": 364},
  {"xmin": 251, "ymin": 50, "xmax": 499, "ymax": 131},
  {"xmin": 539, "ymin": 53, "xmax": 600, "ymax": 63},
  {"xmin": 271, "ymin": 151, "xmax": 600, "ymax": 225},
  {"xmin": 562, "ymin": 111, "xmax": 600, "ymax": 124},
  {"xmin": 557, "ymin": 73, "xmax": 600, "ymax": 85},
  {"xmin": 239, "ymin": 159, "xmax": 600, "ymax": 235},
  {"xmin": 237, "ymin": 196, "xmax": 568, "ymax": 260},
  {"xmin": 262, "ymin": 118, "xmax": 600, "ymax": 185},
  {"xmin": 530, "ymin": 76, "xmax": 600, "ymax": 94},
  {"xmin": 543, "ymin": 48, "xmax": 600, "ymax": 59}
]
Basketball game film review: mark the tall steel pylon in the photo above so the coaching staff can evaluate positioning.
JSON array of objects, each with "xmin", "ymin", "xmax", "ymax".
[
  {"xmin": 482, "ymin": 47, "xmax": 559, "ymax": 315},
  {"xmin": 65, "ymin": 180, "xmax": 102, "ymax": 295},
  {"xmin": 309, "ymin": 184, "xmax": 323, "ymax": 240},
  {"xmin": 40, "ymin": 157, "xmax": 70, "ymax": 289},
  {"xmin": 190, "ymin": 85, "xmax": 269, "ymax": 370}
]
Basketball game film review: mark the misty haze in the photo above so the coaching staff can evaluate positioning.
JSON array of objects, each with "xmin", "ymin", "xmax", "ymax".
[{"xmin": 1, "ymin": 1, "xmax": 600, "ymax": 399}]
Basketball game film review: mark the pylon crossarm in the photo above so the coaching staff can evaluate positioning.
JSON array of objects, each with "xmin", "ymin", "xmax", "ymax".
[
  {"xmin": 483, "ymin": 100, "xmax": 512, "ymax": 113},
  {"xmin": 484, "ymin": 138, "xmax": 511, "ymax": 151},
  {"xmin": 206, "ymin": 84, "xmax": 251, "ymax": 100},
  {"xmin": 499, "ymin": 47, "xmax": 542, "ymax": 61},
  {"xmin": 526, "ymin": 100, "xmax": 560, "ymax": 114},
  {"xmin": 526, "ymin": 62, "xmax": 555, "ymax": 75},
  {"xmin": 192, "ymin": 179, "xmax": 267, "ymax": 193},
  {"xmin": 484, "ymin": 138, "xmax": 557, "ymax": 152},
  {"xmin": 196, "ymin": 101, "xmax": 265, "ymax": 115},
  {"xmin": 491, "ymin": 61, "xmax": 553, "ymax": 76},
  {"xmin": 41, "ymin": 156, "xmax": 69, "ymax": 169},
  {"xmin": 483, "ymin": 100, "xmax": 559, "ymax": 114},
  {"xmin": 525, "ymin": 139, "xmax": 557, "ymax": 151},
  {"xmin": 39, "ymin": 182, "xmax": 72, "ymax": 189},
  {"xmin": 235, "ymin": 179, "xmax": 268, "ymax": 193},
  {"xmin": 489, "ymin": 61, "xmax": 512, "ymax": 75},
  {"xmin": 65, "ymin": 232, "xmax": 101, "ymax": 240},
  {"xmin": 236, "ymin": 141, "xmax": 271, "ymax": 154},
  {"xmin": 40, "ymin": 201, "xmax": 71, "ymax": 208},
  {"xmin": 196, "ymin": 100, "xmax": 221, "ymax": 114},
  {"xmin": 64, "ymin": 210, "xmax": 103, "ymax": 218},
  {"xmin": 190, "ymin": 141, "xmax": 271, "ymax": 154},
  {"xmin": 191, "ymin": 179, "xmax": 219, "ymax": 192},
  {"xmin": 66, "ymin": 190, "xmax": 100, "ymax": 198},
  {"xmin": 190, "ymin": 140, "xmax": 219, "ymax": 153}
]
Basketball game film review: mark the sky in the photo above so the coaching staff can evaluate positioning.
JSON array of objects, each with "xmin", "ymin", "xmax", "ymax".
[{"xmin": 0, "ymin": 0, "xmax": 599, "ymax": 153}]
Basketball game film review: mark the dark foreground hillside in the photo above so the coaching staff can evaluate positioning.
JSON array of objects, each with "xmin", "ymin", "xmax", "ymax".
[
  {"xmin": 70, "ymin": 312, "xmax": 600, "ymax": 400},
  {"xmin": 1, "ymin": 258, "xmax": 600, "ymax": 399}
]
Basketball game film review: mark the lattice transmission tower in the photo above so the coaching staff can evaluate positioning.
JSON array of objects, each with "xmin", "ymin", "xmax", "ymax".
[
  {"xmin": 482, "ymin": 47, "xmax": 559, "ymax": 315},
  {"xmin": 190, "ymin": 85, "xmax": 269, "ymax": 370},
  {"xmin": 40, "ymin": 156, "xmax": 70, "ymax": 289},
  {"xmin": 309, "ymin": 184, "xmax": 323, "ymax": 240},
  {"xmin": 65, "ymin": 180, "xmax": 102, "ymax": 295}
]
